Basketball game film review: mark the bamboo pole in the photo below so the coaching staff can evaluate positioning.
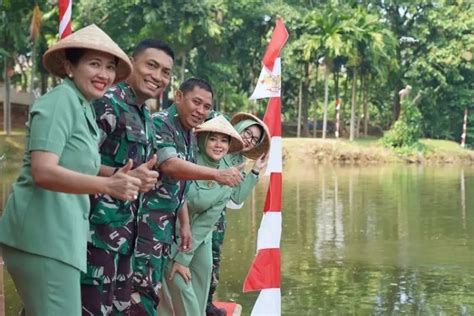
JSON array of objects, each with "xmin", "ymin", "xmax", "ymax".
[
  {"xmin": 460, "ymin": 107, "xmax": 468, "ymax": 148},
  {"xmin": 297, "ymin": 80, "xmax": 302, "ymax": 138},
  {"xmin": 0, "ymin": 255, "xmax": 4, "ymax": 316},
  {"xmin": 335, "ymin": 99, "xmax": 341, "ymax": 139},
  {"xmin": 3, "ymin": 58, "xmax": 12, "ymax": 136},
  {"xmin": 322, "ymin": 67, "xmax": 329, "ymax": 139}
]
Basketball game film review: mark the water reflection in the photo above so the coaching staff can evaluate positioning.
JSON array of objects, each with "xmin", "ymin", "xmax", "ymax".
[
  {"xmin": 314, "ymin": 168, "xmax": 345, "ymax": 264},
  {"xmin": 221, "ymin": 163, "xmax": 474, "ymax": 315},
  {"xmin": 1, "ymin": 163, "xmax": 474, "ymax": 315}
]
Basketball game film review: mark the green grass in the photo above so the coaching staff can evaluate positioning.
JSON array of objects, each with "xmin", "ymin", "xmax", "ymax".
[
  {"xmin": 0, "ymin": 132, "xmax": 25, "ymax": 169},
  {"xmin": 420, "ymin": 138, "xmax": 471, "ymax": 154},
  {"xmin": 282, "ymin": 137, "xmax": 473, "ymax": 164}
]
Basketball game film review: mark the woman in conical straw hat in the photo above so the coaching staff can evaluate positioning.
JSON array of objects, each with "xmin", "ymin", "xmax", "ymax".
[
  {"xmin": 0, "ymin": 24, "xmax": 141, "ymax": 316},
  {"xmin": 205, "ymin": 111, "xmax": 271, "ymax": 316},
  {"xmin": 158, "ymin": 115, "xmax": 245, "ymax": 316}
]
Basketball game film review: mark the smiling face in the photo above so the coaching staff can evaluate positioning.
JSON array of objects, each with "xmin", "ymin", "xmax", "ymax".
[
  {"xmin": 175, "ymin": 86, "xmax": 213, "ymax": 130},
  {"xmin": 65, "ymin": 50, "xmax": 117, "ymax": 101},
  {"xmin": 205, "ymin": 132, "xmax": 230, "ymax": 161},
  {"xmin": 127, "ymin": 48, "xmax": 174, "ymax": 104},
  {"xmin": 241, "ymin": 124, "xmax": 263, "ymax": 152}
]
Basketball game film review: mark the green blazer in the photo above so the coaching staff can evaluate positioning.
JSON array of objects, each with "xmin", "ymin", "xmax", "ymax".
[
  {"xmin": 0, "ymin": 79, "xmax": 101, "ymax": 272},
  {"xmin": 173, "ymin": 153, "xmax": 259, "ymax": 266}
]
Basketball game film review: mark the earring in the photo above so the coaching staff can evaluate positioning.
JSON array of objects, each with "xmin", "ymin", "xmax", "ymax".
[{"xmin": 68, "ymin": 73, "xmax": 73, "ymax": 78}]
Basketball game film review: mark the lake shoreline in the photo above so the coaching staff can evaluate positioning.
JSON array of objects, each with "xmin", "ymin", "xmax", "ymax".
[
  {"xmin": 283, "ymin": 138, "xmax": 474, "ymax": 165},
  {"xmin": 1, "ymin": 134, "xmax": 474, "ymax": 166}
]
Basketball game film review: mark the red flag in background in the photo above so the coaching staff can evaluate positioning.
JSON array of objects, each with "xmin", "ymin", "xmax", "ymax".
[
  {"xmin": 59, "ymin": 0, "xmax": 72, "ymax": 39},
  {"xmin": 262, "ymin": 18, "xmax": 289, "ymax": 71}
]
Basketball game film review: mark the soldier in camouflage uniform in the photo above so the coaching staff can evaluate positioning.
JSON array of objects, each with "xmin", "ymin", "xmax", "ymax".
[
  {"xmin": 81, "ymin": 39, "xmax": 175, "ymax": 316},
  {"xmin": 206, "ymin": 112, "xmax": 271, "ymax": 316},
  {"xmin": 130, "ymin": 78, "xmax": 244, "ymax": 315}
]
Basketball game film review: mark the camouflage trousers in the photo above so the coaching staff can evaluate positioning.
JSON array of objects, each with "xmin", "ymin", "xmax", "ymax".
[
  {"xmin": 207, "ymin": 211, "xmax": 227, "ymax": 303},
  {"xmin": 81, "ymin": 243, "xmax": 133, "ymax": 315},
  {"xmin": 130, "ymin": 242, "xmax": 171, "ymax": 315}
]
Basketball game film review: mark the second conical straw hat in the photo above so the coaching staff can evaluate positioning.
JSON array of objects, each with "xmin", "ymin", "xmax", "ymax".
[{"xmin": 230, "ymin": 112, "xmax": 271, "ymax": 159}]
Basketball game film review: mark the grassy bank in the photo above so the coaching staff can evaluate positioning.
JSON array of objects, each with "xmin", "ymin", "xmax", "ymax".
[
  {"xmin": 1, "ymin": 132, "xmax": 474, "ymax": 166},
  {"xmin": 0, "ymin": 132, "xmax": 24, "ymax": 170},
  {"xmin": 282, "ymin": 137, "xmax": 474, "ymax": 164}
]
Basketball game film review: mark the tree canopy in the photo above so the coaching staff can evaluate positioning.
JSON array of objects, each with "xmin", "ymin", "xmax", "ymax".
[{"xmin": 1, "ymin": 0, "xmax": 473, "ymax": 146}]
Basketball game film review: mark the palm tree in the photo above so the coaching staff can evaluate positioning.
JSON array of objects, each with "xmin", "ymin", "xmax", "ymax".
[
  {"xmin": 344, "ymin": 6, "xmax": 396, "ymax": 141},
  {"xmin": 300, "ymin": 3, "xmax": 356, "ymax": 139}
]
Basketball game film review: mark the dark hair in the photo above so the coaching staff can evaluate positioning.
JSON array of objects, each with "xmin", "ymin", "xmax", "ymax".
[
  {"xmin": 255, "ymin": 124, "xmax": 265, "ymax": 144},
  {"xmin": 64, "ymin": 48, "xmax": 86, "ymax": 65},
  {"xmin": 64, "ymin": 48, "xmax": 118, "ymax": 66},
  {"xmin": 132, "ymin": 39, "xmax": 175, "ymax": 61},
  {"xmin": 179, "ymin": 78, "xmax": 214, "ymax": 98}
]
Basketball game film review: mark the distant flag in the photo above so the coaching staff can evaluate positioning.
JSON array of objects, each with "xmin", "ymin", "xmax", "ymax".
[
  {"xmin": 59, "ymin": 0, "xmax": 72, "ymax": 39},
  {"xmin": 243, "ymin": 17, "xmax": 288, "ymax": 316}
]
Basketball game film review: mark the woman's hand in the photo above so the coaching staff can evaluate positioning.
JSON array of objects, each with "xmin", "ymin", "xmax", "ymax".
[
  {"xmin": 169, "ymin": 261, "xmax": 192, "ymax": 284},
  {"xmin": 252, "ymin": 153, "xmax": 268, "ymax": 174},
  {"xmin": 105, "ymin": 159, "xmax": 142, "ymax": 201}
]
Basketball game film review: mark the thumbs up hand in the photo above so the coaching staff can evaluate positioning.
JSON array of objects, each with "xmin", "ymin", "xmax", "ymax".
[
  {"xmin": 107, "ymin": 159, "xmax": 142, "ymax": 201},
  {"xmin": 128, "ymin": 154, "xmax": 159, "ymax": 193}
]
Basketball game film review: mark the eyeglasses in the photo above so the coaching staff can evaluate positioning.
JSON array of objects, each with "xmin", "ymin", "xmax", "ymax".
[{"xmin": 242, "ymin": 128, "xmax": 260, "ymax": 146}]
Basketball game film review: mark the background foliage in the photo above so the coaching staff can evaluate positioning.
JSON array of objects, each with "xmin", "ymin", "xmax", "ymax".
[{"xmin": 1, "ymin": 0, "xmax": 473, "ymax": 146}]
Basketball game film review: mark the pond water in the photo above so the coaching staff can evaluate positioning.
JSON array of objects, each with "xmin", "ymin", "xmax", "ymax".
[{"xmin": 1, "ymin": 162, "xmax": 474, "ymax": 315}]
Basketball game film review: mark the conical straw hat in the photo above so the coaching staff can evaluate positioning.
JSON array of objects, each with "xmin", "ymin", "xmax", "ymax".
[
  {"xmin": 42, "ymin": 24, "xmax": 132, "ymax": 84},
  {"xmin": 195, "ymin": 115, "xmax": 244, "ymax": 154},
  {"xmin": 230, "ymin": 112, "xmax": 271, "ymax": 159}
]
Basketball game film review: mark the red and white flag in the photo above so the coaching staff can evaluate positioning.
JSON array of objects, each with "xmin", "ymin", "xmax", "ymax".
[
  {"xmin": 59, "ymin": 0, "xmax": 72, "ymax": 39},
  {"xmin": 243, "ymin": 17, "xmax": 288, "ymax": 316},
  {"xmin": 250, "ymin": 18, "xmax": 289, "ymax": 101}
]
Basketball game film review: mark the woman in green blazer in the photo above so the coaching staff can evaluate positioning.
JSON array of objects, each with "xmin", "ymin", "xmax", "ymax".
[
  {"xmin": 0, "ymin": 24, "xmax": 141, "ymax": 316},
  {"xmin": 158, "ymin": 115, "xmax": 244, "ymax": 316}
]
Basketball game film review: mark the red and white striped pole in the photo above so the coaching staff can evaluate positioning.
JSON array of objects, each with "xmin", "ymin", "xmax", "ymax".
[
  {"xmin": 461, "ymin": 107, "xmax": 468, "ymax": 148},
  {"xmin": 243, "ymin": 17, "xmax": 288, "ymax": 316},
  {"xmin": 243, "ymin": 97, "xmax": 283, "ymax": 315},
  {"xmin": 58, "ymin": 0, "xmax": 72, "ymax": 39}
]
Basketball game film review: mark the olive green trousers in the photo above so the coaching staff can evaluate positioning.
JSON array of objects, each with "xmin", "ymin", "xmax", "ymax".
[{"xmin": 2, "ymin": 245, "xmax": 81, "ymax": 316}]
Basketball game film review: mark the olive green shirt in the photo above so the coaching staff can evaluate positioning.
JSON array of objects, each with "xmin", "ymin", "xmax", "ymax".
[
  {"xmin": 0, "ymin": 79, "xmax": 101, "ymax": 272},
  {"xmin": 173, "ymin": 154, "xmax": 232, "ymax": 267}
]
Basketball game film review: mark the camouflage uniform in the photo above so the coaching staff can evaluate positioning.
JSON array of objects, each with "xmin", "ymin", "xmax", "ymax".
[
  {"xmin": 81, "ymin": 82, "xmax": 156, "ymax": 316},
  {"xmin": 208, "ymin": 153, "xmax": 259, "ymax": 305},
  {"xmin": 131, "ymin": 104, "xmax": 196, "ymax": 315}
]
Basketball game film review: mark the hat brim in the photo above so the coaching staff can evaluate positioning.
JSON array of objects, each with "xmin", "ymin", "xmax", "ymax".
[
  {"xmin": 230, "ymin": 112, "xmax": 271, "ymax": 160},
  {"xmin": 42, "ymin": 24, "xmax": 132, "ymax": 84},
  {"xmin": 195, "ymin": 116, "xmax": 244, "ymax": 154}
]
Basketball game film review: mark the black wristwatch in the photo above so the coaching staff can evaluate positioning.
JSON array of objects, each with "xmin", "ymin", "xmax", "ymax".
[{"xmin": 251, "ymin": 169, "xmax": 260, "ymax": 176}]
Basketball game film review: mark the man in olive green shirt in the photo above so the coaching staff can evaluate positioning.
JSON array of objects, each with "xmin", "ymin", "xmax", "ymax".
[{"xmin": 81, "ymin": 39, "xmax": 175, "ymax": 315}]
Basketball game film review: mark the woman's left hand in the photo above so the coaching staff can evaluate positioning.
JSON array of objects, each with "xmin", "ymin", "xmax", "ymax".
[{"xmin": 252, "ymin": 153, "xmax": 268, "ymax": 173}]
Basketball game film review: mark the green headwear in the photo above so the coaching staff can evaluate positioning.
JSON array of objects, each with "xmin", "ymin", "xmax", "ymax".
[
  {"xmin": 233, "ymin": 119, "xmax": 264, "ymax": 142},
  {"xmin": 197, "ymin": 132, "xmax": 222, "ymax": 168},
  {"xmin": 230, "ymin": 112, "xmax": 271, "ymax": 160},
  {"xmin": 194, "ymin": 115, "xmax": 244, "ymax": 168}
]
